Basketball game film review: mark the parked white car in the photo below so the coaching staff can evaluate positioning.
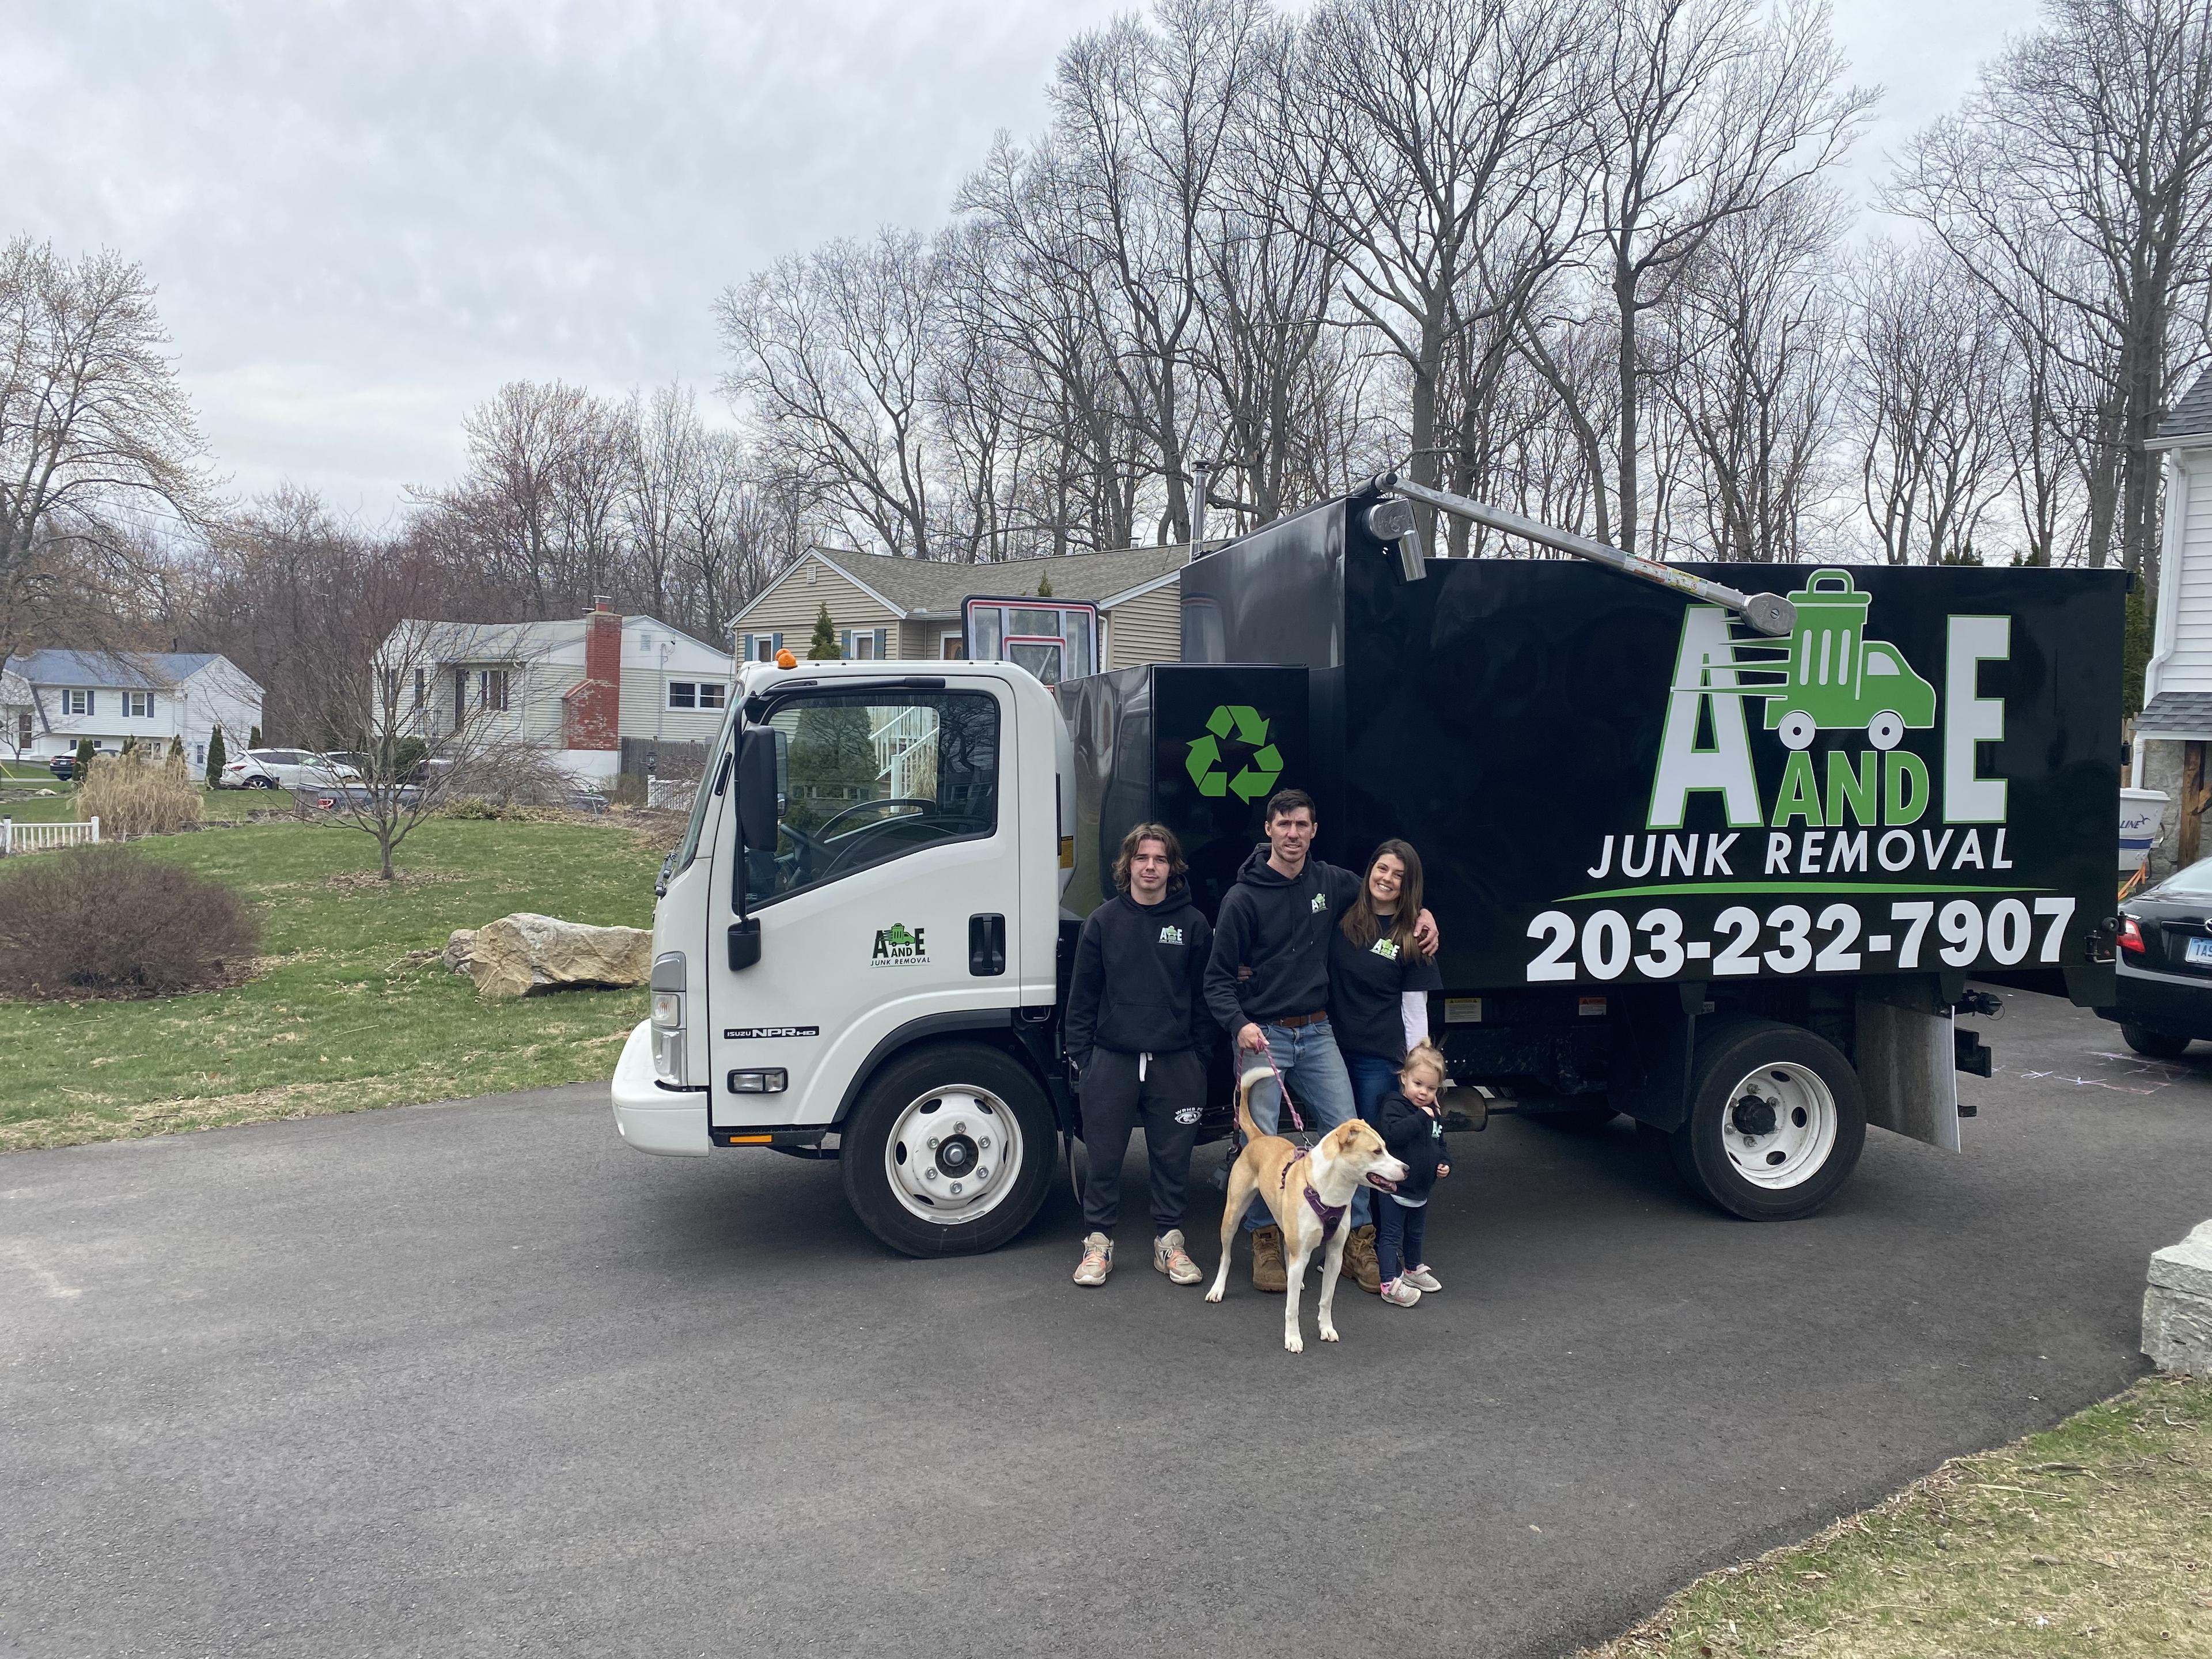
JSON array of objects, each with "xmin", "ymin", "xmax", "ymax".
[{"xmin": 219, "ymin": 748, "xmax": 362, "ymax": 790}]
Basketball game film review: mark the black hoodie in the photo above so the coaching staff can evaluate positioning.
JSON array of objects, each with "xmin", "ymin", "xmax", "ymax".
[
  {"xmin": 1062, "ymin": 880, "xmax": 1215, "ymax": 1071},
  {"xmin": 1202, "ymin": 844, "xmax": 1362, "ymax": 1033},
  {"xmin": 1371, "ymin": 1088, "xmax": 1446, "ymax": 1202}
]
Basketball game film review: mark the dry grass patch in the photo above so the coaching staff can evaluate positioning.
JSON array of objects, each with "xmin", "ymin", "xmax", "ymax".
[{"xmin": 1585, "ymin": 1374, "xmax": 2211, "ymax": 1658}]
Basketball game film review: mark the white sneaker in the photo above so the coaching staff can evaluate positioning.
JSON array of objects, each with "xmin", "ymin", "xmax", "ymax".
[
  {"xmin": 1402, "ymin": 1264, "xmax": 1442, "ymax": 1293},
  {"xmin": 1153, "ymin": 1229, "xmax": 1202, "ymax": 1285},
  {"xmin": 1379, "ymin": 1277, "xmax": 1422, "ymax": 1307},
  {"xmin": 1073, "ymin": 1232, "xmax": 1112, "ymax": 1286}
]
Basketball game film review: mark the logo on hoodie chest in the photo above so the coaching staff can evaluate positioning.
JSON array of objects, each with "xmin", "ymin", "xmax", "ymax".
[
  {"xmin": 1158, "ymin": 925, "xmax": 1184, "ymax": 946},
  {"xmin": 1310, "ymin": 892, "xmax": 1328, "ymax": 914}
]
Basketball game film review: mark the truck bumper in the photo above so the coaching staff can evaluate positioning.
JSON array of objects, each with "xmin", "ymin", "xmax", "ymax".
[{"xmin": 611, "ymin": 1019, "xmax": 711, "ymax": 1156}]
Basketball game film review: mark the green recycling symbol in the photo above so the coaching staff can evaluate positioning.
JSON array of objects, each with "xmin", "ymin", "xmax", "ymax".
[{"xmin": 1185, "ymin": 704, "xmax": 1282, "ymax": 803}]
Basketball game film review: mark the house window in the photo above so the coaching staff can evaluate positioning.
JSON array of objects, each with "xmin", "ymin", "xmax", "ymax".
[
  {"xmin": 668, "ymin": 681, "xmax": 696, "ymax": 710},
  {"xmin": 63, "ymin": 690, "xmax": 91, "ymax": 716},
  {"xmin": 743, "ymin": 633, "xmax": 785, "ymax": 662},
  {"xmin": 478, "ymin": 669, "xmax": 509, "ymax": 712},
  {"xmin": 14, "ymin": 711, "xmax": 29, "ymax": 747},
  {"xmin": 193, "ymin": 742, "xmax": 205, "ymax": 766},
  {"xmin": 413, "ymin": 668, "xmax": 427, "ymax": 708},
  {"xmin": 698, "ymin": 681, "xmax": 726, "ymax": 709},
  {"xmin": 123, "ymin": 691, "xmax": 153, "ymax": 718},
  {"xmin": 839, "ymin": 629, "xmax": 887, "ymax": 661}
]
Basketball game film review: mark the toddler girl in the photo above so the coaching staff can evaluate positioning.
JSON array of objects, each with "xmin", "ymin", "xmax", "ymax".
[{"xmin": 1371, "ymin": 1041, "xmax": 1450, "ymax": 1306}]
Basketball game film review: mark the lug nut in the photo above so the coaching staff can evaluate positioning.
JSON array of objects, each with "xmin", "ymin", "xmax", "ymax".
[
  {"xmin": 949, "ymin": 1182, "xmax": 963, "ymax": 1195},
  {"xmin": 952, "ymin": 1121, "xmax": 968, "ymax": 1135},
  {"xmin": 927, "ymin": 1137, "xmax": 940, "ymax": 1150},
  {"xmin": 975, "ymin": 1168, "xmax": 988, "ymax": 1180},
  {"xmin": 925, "ymin": 1169, "xmax": 939, "ymax": 1181},
  {"xmin": 979, "ymin": 1137, "xmax": 991, "ymax": 1151}
]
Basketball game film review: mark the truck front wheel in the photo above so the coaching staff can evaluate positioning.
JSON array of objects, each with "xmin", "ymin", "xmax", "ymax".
[
  {"xmin": 1668, "ymin": 1019, "xmax": 1865, "ymax": 1220},
  {"xmin": 840, "ymin": 1043, "xmax": 1057, "ymax": 1256}
]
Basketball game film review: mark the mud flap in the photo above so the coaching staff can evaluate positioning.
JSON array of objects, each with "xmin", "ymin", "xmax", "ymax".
[{"xmin": 1854, "ymin": 991, "xmax": 1961, "ymax": 1152}]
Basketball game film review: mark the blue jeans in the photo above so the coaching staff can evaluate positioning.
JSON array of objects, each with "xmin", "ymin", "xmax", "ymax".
[
  {"xmin": 1376, "ymin": 1196, "xmax": 1427, "ymax": 1283},
  {"xmin": 1343, "ymin": 1050, "xmax": 1400, "ymax": 1229},
  {"xmin": 1239, "ymin": 1019, "xmax": 1361, "ymax": 1230}
]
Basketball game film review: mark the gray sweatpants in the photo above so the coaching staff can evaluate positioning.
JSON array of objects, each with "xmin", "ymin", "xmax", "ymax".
[{"xmin": 1079, "ymin": 1048, "xmax": 1205, "ymax": 1233}]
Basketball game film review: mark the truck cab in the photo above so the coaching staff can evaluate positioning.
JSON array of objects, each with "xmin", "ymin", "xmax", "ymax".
[{"xmin": 612, "ymin": 657, "xmax": 1075, "ymax": 1254}]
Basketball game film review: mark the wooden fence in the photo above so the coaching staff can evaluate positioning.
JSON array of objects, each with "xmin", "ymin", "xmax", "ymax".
[{"xmin": 0, "ymin": 816, "xmax": 101, "ymax": 855}]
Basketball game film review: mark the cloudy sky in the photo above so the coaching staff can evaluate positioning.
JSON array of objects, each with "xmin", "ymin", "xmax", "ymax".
[{"xmin": 2, "ymin": 0, "xmax": 2025, "ymax": 529}]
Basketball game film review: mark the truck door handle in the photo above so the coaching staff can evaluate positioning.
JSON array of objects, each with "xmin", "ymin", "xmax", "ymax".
[{"xmin": 969, "ymin": 914, "xmax": 1006, "ymax": 976}]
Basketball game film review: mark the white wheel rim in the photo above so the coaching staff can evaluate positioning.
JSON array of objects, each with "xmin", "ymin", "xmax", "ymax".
[
  {"xmin": 882, "ymin": 1084, "xmax": 1022, "ymax": 1224},
  {"xmin": 1778, "ymin": 711, "xmax": 1815, "ymax": 750},
  {"xmin": 1719, "ymin": 1061, "xmax": 1836, "ymax": 1190},
  {"xmin": 1867, "ymin": 711, "xmax": 1903, "ymax": 750}
]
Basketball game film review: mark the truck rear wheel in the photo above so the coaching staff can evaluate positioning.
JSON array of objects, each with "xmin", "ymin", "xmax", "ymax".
[
  {"xmin": 1668, "ymin": 1018, "xmax": 1865, "ymax": 1221},
  {"xmin": 840, "ymin": 1043, "xmax": 1056, "ymax": 1256}
]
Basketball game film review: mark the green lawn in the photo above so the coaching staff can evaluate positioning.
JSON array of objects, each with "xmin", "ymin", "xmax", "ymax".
[
  {"xmin": 1586, "ymin": 1373, "xmax": 2210, "ymax": 1658},
  {"xmin": 0, "ymin": 817, "xmax": 658, "ymax": 1151}
]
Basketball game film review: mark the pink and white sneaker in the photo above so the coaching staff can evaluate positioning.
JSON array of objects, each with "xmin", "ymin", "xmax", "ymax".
[{"xmin": 1378, "ymin": 1276, "xmax": 1422, "ymax": 1307}]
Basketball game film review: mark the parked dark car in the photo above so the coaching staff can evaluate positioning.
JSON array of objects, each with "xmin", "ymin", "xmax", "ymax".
[
  {"xmin": 48, "ymin": 754, "xmax": 75, "ymax": 781},
  {"xmin": 2100, "ymin": 856, "xmax": 2212, "ymax": 1057}
]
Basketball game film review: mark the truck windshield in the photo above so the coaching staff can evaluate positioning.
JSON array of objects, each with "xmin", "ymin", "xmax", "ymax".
[
  {"xmin": 741, "ymin": 688, "xmax": 1000, "ymax": 911},
  {"xmin": 668, "ymin": 702, "xmax": 739, "ymax": 882}
]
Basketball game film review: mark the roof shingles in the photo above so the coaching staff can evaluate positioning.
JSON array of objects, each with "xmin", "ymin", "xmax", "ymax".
[
  {"xmin": 806, "ymin": 543, "xmax": 1191, "ymax": 618},
  {"xmin": 2159, "ymin": 369, "xmax": 2212, "ymax": 441}
]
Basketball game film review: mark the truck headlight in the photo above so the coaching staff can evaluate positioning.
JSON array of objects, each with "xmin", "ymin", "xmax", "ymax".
[{"xmin": 649, "ymin": 952, "xmax": 687, "ymax": 1085}]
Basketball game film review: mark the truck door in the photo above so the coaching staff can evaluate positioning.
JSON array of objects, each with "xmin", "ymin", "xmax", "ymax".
[{"xmin": 707, "ymin": 680, "xmax": 1021, "ymax": 1134}]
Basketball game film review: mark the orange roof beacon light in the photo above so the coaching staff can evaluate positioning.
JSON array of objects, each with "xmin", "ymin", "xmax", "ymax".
[{"xmin": 775, "ymin": 647, "xmax": 797, "ymax": 669}]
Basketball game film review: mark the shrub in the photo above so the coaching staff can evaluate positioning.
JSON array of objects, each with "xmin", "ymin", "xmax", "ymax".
[
  {"xmin": 206, "ymin": 724, "xmax": 227, "ymax": 783},
  {"xmin": 0, "ymin": 843, "xmax": 260, "ymax": 999},
  {"xmin": 79, "ymin": 751, "xmax": 203, "ymax": 837}
]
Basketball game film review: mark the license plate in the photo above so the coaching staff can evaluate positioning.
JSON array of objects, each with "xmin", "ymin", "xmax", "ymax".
[{"xmin": 2186, "ymin": 937, "xmax": 2212, "ymax": 965}]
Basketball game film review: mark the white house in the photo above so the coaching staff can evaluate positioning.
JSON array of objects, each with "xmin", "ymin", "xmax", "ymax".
[
  {"xmin": 2134, "ymin": 369, "xmax": 2212, "ymax": 876},
  {"xmin": 0, "ymin": 651, "xmax": 264, "ymax": 771},
  {"xmin": 378, "ymin": 601, "xmax": 733, "ymax": 785}
]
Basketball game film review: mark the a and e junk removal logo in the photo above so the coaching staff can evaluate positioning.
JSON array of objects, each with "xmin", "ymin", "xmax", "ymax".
[
  {"xmin": 871, "ymin": 923, "xmax": 929, "ymax": 968},
  {"xmin": 1580, "ymin": 568, "xmax": 2017, "ymax": 886}
]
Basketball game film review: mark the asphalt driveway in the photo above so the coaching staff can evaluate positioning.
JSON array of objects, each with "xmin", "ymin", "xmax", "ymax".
[{"xmin": 3, "ymin": 989, "xmax": 2205, "ymax": 1659}]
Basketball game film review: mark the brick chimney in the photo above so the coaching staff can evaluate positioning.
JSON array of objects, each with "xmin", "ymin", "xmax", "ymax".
[{"xmin": 563, "ymin": 597, "xmax": 621, "ymax": 751}]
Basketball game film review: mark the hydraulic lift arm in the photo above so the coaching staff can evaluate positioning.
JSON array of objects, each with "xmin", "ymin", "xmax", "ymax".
[{"xmin": 1366, "ymin": 472, "xmax": 1797, "ymax": 637}]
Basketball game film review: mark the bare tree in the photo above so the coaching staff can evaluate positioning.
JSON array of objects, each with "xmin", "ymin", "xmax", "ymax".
[
  {"xmin": 1889, "ymin": 0, "xmax": 2212, "ymax": 575},
  {"xmin": 1570, "ymin": 0, "xmax": 1872, "ymax": 555},
  {"xmin": 1849, "ymin": 238, "xmax": 2015, "ymax": 565},
  {"xmin": 1293, "ymin": 0, "xmax": 1593, "ymax": 554},
  {"xmin": 1658, "ymin": 181, "xmax": 1847, "ymax": 560},
  {"xmin": 718, "ymin": 230, "xmax": 942, "ymax": 558},
  {"xmin": 0, "ymin": 238, "xmax": 208, "ymax": 657}
]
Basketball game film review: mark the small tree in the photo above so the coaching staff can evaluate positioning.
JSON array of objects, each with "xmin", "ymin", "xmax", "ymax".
[
  {"xmin": 205, "ymin": 724, "xmax": 226, "ymax": 783},
  {"xmin": 1036, "ymin": 573, "xmax": 1053, "ymax": 598},
  {"xmin": 166, "ymin": 733, "xmax": 184, "ymax": 760},
  {"xmin": 807, "ymin": 603, "xmax": 842, "ymax": 660},
  {"xmin": 248, "ymin": 725, "xmax": 262, "ymax": 748},
  {"xmin": 74, "ymin": 736, "xmax": 93, "ymax": 782}
]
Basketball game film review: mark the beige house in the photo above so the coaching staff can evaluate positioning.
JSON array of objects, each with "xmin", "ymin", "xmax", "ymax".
[{"xmin": 732, "ymin": 544, "xmax": 1192, "ymax": 669}]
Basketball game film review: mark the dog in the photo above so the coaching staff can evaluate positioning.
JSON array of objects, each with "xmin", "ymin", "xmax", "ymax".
[{"xmin": 1205, "ymin": 1064, "xmax": 1411, "ymax": 1353}]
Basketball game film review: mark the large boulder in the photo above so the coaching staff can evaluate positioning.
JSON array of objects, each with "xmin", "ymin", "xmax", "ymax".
[{"xmin": 445, "ymin": 912, "xmax": 651, "ymax": 999}]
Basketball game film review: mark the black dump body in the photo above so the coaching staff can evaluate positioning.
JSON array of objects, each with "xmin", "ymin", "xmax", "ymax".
[{"xmin": 1060, "ymin": 484, "xmax": 2126, "ymax": 1116}]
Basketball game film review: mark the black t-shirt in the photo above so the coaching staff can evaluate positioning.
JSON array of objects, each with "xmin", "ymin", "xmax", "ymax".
[{"xmin": 1328, "ymin": 919, "xmax": 1442, "ymax": 1062}]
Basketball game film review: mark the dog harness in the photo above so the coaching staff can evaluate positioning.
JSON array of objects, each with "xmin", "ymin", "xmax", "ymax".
[{"xmin": 1279, "ymin": 1148, "xmax": 1347, "ymax": 1242}]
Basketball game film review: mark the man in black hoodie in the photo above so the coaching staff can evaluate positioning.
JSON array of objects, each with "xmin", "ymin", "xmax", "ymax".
[
  {"xmin": 1063, "ymin": 823, "xmax": 1215, "ymax": 1288},
  {"xmin": 1203, "ymin": 789, "xmax": 1437, "ymax": 1293}
]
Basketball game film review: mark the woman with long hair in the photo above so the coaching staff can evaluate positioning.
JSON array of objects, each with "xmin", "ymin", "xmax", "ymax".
[{"xmin": 1328, "ymin": 838, "xmax": 1442, "ymax": 1291}]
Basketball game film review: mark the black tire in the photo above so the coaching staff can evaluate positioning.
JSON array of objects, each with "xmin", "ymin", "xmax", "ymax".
[
  {"xmin": 1668, "ymin": 1018, "xmax": 1866, "ymax": 1221},
  {"xmin": 1529, "ymin": 1102, "xmax": 1622, "ymax": 1134},
  {"xmin": 839, "ymin": 1042, "xmax": 1056, "ymax": 1257},
  {"xmin": 2120, "ymin": 1024, "xmax": 2192, "ymax": 1060},
  {"xmin": 245, "ymin": 775, "xmax": 274, "ymax": 790}
]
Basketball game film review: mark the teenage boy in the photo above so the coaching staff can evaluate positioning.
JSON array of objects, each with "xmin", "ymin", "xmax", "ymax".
[
  {"xmin": 1064, "ymin": 823, "xmax": 1215, "ymax": 1288},
  {"xmin": 1203, "ymin": 789, "xmax": 1436, "ymax": 1293}
]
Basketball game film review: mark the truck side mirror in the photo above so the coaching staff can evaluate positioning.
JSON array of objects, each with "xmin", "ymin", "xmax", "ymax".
[{"xmin": 737, "ymin": 727, "xmax": 781, "ymax": 851}]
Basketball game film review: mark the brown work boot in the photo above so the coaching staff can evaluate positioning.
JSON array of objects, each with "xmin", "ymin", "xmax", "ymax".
[
  {"xmin": 1343, "ymin": 1224, "xmax": 1382, "ymax": 1294},
  {"xmin": 1250, "ymin": 1224, "xmax": 1287, "ymax": 1293}
]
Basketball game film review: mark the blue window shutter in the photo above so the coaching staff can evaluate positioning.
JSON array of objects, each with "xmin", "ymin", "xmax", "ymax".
[
  {"xmin": 740, "ymin": 633, "xmax": 752, "ymax": 662},
  {"xmin": 840, "ymin": 630, "xmax": 852, "ymax": 657},
  {"xmin": 86, "ymin": 691, "xmax": 95, "ymax": 715},
  {"xmin": 874, "ymin": 628, "xmax": 887, "ymax": 659},
  {"xmin": 772, "ymin": 632, "xmax": 784, "ymax": 653}
]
